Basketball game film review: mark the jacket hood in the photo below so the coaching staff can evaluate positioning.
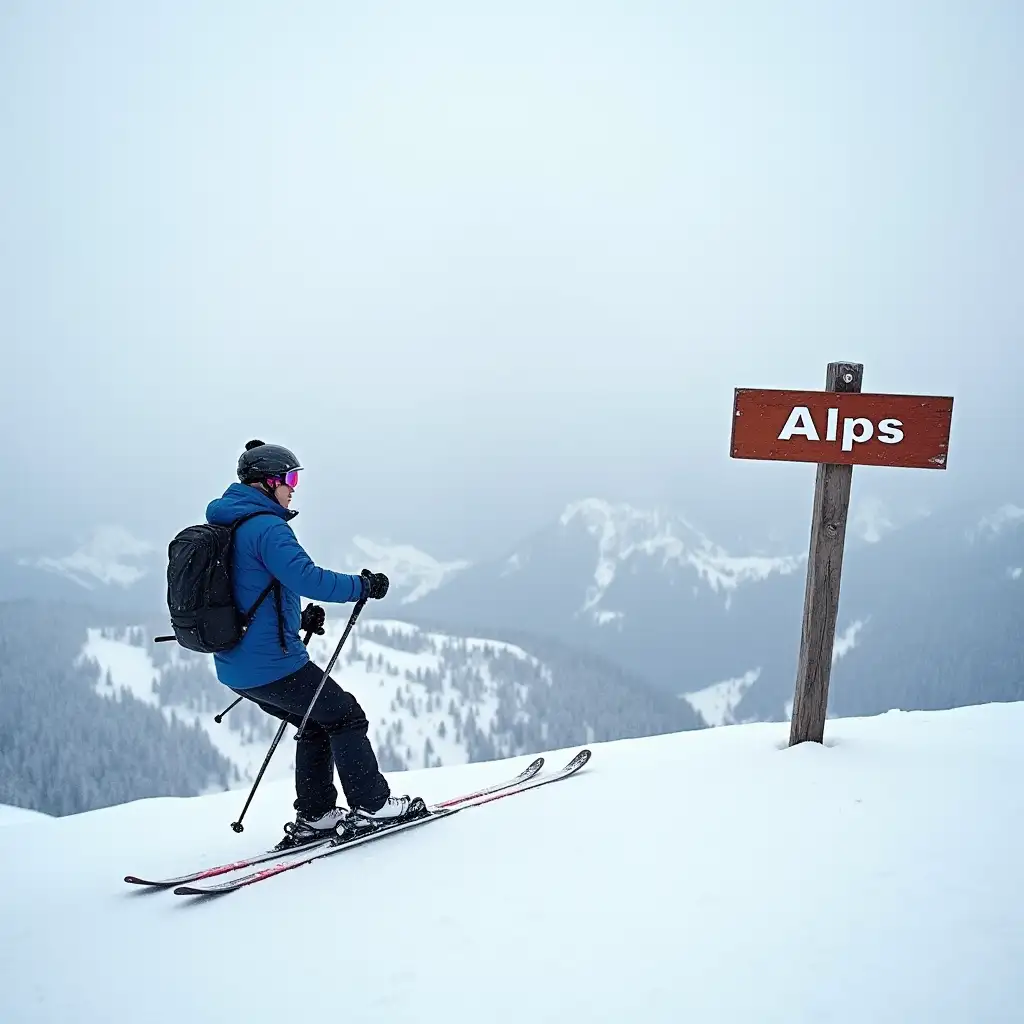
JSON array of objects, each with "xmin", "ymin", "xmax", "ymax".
[{"xmin": 206, "ymin": 482, "xmax": 298, "ymax": 527}]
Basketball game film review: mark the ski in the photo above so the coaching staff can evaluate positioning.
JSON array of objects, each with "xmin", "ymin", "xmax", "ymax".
[
  {"xmin": 124, "ymin": 755, "xmax": 546, "ymax": 889},
  {"xmin": 173, "ymin": 748, "xmax": 590, "ymax": 897}
]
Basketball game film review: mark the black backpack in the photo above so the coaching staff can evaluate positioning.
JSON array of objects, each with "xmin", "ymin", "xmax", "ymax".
[{"xmin": 162, "ymin": 511, "xmax": 287, "ymax": 654}]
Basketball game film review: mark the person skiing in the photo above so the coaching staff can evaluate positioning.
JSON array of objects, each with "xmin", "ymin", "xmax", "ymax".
[{"xmin": 206, "ymin": 438, "xmax": 422, "ymax": 849}]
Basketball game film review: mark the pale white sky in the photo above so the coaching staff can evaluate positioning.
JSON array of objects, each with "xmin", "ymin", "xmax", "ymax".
[{"xmin": 2, "ymin": 1, "xmax": 1021, "ymax": 558}]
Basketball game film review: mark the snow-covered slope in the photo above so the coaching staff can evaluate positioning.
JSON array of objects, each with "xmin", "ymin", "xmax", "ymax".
[
  {"xmin": 306, "ymin": 619, "xmax": 552, "ymax": 769},
  {"xmin": 83, "ymin": 627, "xmax": 283, "ymax": 788},
  {"xmin": 78, "ymin": 615, "xmax": 698, "ymax": 794},
  {"xmin": 81, "ymin": 620, "xmax": 552, "ymax": 786},
  {"xmin": 0, "ymin": 804, "xmax": 52, "ymax": 827},
  {"xmin": 1, "ymin": 702, "xmax": 1022, "ymax": 1023},
  {"xmin": 681, "ymin": 667, "xmax": 762, "ymax": 727}
]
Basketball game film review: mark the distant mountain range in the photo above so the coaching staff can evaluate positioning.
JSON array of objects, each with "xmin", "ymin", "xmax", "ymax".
[
  {"xmin": 0, "ymin": 527, "xmax": 163, "ymax": 614},
  {"xmin": 0, "ymin": 525, "xmax": 471, "ymax": 616},
  {"xmin": 4, "ymin": 492, "xmax": 1022, "ymax": 754},
  {"xmin": 405, "ymin": 496, "xmax": 1024, "ymax": 727},
  {"xmin": 408, "ymin": 498, "xmax": 804, "ymax": 695}
]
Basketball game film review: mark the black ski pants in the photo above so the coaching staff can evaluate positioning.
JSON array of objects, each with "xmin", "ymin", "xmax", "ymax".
[{"xmin": 232, "ymin": 661, "xmax": 389, "ymax": 818}]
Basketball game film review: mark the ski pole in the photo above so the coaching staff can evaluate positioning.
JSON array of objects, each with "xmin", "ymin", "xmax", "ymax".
[
  {"xmin": 214, "ymin": 696, "xmax": 243, "ymax": 723},
  {"xmin": 293, "ymin": 596, "xmax": 366, "ymax": 743},
  {"xmin": 229, "ymin": 627, "xmax": 315, "ymax": 833}
]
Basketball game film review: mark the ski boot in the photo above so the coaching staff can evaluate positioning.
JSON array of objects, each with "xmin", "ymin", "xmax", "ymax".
[
  {"xmin": 273, "ymin": 807, "xmax": 349, "ymax": 851},
  {"xmin": 340, "ymin": 795, "xmax": 429, "ymax": 835}
]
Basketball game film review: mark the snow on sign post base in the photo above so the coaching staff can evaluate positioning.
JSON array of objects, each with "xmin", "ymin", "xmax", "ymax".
[{"xmin": 730, "ymin": 362, "xmax": 954, "ymax": 746}]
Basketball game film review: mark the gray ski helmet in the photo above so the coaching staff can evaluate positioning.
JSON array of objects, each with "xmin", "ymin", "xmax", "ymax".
[{"xmin": 236, "ymin": 439, "xmax": 303, "ymax": 484}]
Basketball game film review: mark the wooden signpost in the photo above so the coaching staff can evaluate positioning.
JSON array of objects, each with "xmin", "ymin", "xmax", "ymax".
[{"xmin": 730, "ymin": 362, "xmax": 954, "ymax": 746}]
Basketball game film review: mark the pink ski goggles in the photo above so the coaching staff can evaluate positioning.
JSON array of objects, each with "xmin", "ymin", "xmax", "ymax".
[{"xmin": 268, "ymin": 470, "xmax": 300, "ymax": 489}]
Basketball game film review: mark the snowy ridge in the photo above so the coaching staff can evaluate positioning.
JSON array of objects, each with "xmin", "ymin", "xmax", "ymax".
[
  {"xmin": 345, "ymin": 536, "xmax": 470, "ymax": 603},
  {"xmin": 19, "ymin": 526, "xmax": 154, "ymax": 589},
  {"xmin": 2, "ymin": 702, "xmax": 1023, "ymax": 1022},
  {"xmin": 559, "ymin": 498, "xmax": 802, "ymax": 621}
]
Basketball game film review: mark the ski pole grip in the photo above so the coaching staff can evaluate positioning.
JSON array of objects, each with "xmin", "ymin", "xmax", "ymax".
[{"xmin": 294, "ymin": 598, "xmax": 365, "ymax": 742}]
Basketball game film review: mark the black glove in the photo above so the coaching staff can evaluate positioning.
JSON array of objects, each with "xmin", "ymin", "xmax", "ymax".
[
  {"xmin": 360, "ymin": 568, "xmax": 390, "ymax": 600},
  {"xmin": 300, "ymin": 603, "xmax": 326, "ymax": 635}
]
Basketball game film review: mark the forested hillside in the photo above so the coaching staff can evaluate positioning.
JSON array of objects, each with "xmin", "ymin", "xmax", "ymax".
[{"xmin": 0, "ymin": 601, "xmax": 235, "ymax": 815}]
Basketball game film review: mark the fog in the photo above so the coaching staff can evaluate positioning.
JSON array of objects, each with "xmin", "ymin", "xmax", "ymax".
[{"xmin": 2, "ymin": 1, "xmax": 1021, "ymax": 562}]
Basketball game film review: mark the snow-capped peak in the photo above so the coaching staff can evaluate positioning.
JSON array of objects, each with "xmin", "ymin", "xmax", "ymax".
[
  {"xmin": 345, "ymin": 536, "xmax": 470, "ymax": 604},
  {"xmin": 559, "ymin": 498, "xmax": 802, "ymax": 623},
  {"xmin": 19, "ymin": 526, "xmax": 154, "ymax": 590}
]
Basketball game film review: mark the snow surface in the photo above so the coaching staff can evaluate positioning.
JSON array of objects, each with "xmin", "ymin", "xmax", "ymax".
[
  {"xmin": 0, "ymin": 804, "xmax": 52, "ymax": 827},
  {"xmin": 19, "ymin": 525, "xmax": 154, "ymax": 589},
  {"xmin": 1, "ymin": 702, "xmax": 1022, "ymax": 1023}
]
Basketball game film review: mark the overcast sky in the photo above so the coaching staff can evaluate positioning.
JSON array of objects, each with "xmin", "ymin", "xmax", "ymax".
[{"xmin": 2, "ymin": 1, "xmax": 1021, "ymax": 562}]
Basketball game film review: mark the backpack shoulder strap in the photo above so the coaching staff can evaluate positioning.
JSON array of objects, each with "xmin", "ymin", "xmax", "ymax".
[
  {"xmin": 239, "ymin": 579, "xmax": 286, "ymax": 651},
  {"xmin": 240, "ymin": 578, "xmax": 278, "ymax": 627},
  {"xmin": 229, "ymin": 510, "xmax": 289, "ymax": 651}
]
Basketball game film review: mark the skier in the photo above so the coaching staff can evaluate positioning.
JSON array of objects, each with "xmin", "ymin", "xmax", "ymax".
[{"xmin": 206, "ymin": 438, "xmax": 421, "ymax": 849}]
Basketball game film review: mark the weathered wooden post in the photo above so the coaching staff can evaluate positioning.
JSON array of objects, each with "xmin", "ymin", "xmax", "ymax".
[
  {"xmin": 789, "ymin": 361, "xmax": 862, "ymax": 745},
  {"xmin": 729, "ymin": 362, "xmax": 954, "ymax": 746}
]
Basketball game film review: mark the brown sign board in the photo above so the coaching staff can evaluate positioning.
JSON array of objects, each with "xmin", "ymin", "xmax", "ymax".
[{"xmin": 730, "ymin": 388, "xmax": 954, "ymax": 469}]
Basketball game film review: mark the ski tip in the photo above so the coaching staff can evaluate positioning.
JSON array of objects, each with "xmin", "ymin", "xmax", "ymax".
[
  {"xmin": 173, "ymin": 885, "xmax": 205, "ymax": 896},
  {"xmin": 564, "ymin": 748, "xmax": 592, "ymax": 772}
]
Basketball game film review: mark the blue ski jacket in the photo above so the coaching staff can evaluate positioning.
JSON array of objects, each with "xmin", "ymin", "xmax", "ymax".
[{"xmin": 205, "ymin": 483, "xmax": 366, "ymax": 689}]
